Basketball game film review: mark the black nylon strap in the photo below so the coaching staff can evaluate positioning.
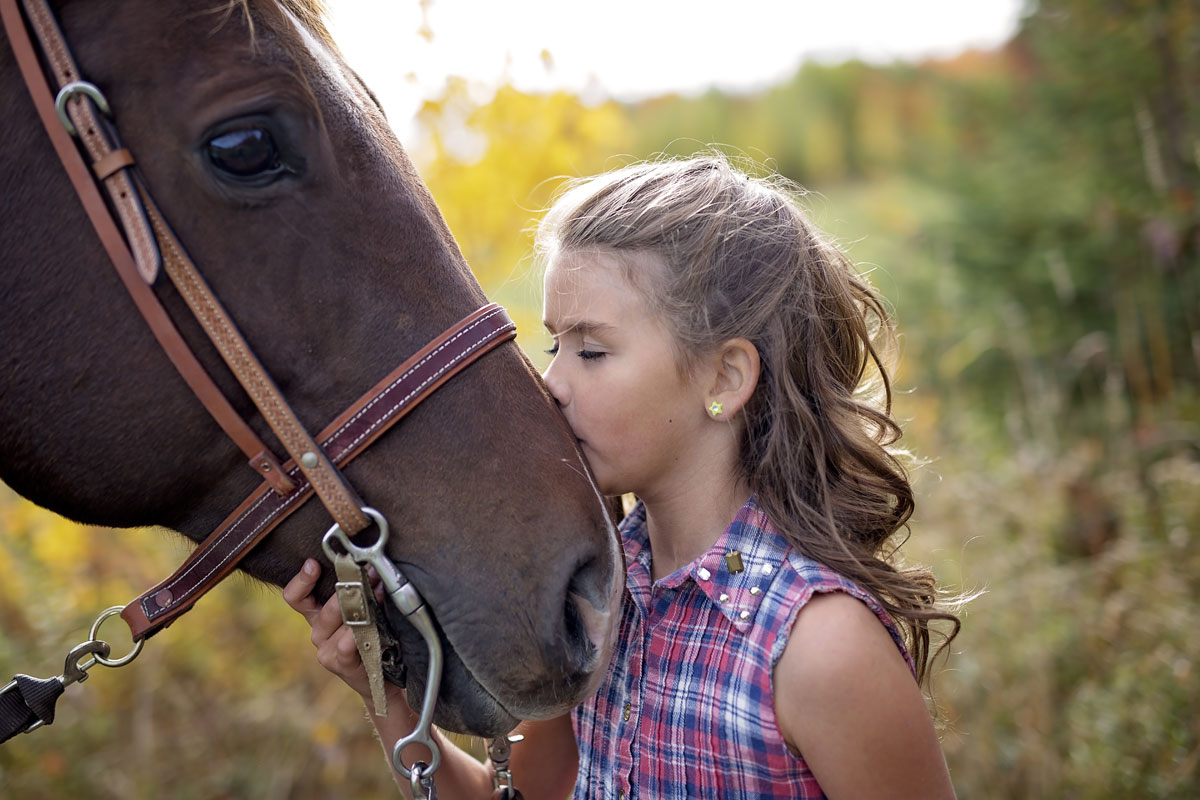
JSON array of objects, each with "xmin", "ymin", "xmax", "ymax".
[{"xmin": 0, "ymin": 675, "xmax": 64, "ymax": 743}]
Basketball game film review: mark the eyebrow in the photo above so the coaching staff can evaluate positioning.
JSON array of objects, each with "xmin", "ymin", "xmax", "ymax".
[{"xmin": 542, "ymin": 319, "xmax": 617, "ymax": 337}]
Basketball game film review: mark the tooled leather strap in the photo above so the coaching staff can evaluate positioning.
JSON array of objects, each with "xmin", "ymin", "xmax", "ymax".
[
  {"xmin": 121, "ymin": 305, "xmax": 517, "ymax": 640},
  {"xmin": 5, "ymin": 0, "xmax": 366, "ymax": 525},
  {"xmin": 140, "ymin": 193, "xmax": 370, "ymax": 535}
]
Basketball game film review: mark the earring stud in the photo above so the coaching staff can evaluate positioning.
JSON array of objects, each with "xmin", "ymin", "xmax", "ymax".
[{"xmin": 708, "ymin": 401, "xmax": 723, "ymax": 417}]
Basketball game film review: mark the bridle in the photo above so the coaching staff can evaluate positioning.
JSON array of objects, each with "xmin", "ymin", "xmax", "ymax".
[{"xmin": 0, "ymin": 1, "xmax": 516, "ymax": 795}]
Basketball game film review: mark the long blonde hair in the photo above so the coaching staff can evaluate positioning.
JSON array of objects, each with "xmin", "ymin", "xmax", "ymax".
[{"xmin": 537, "ymin": 153, "xmax": 958, "ymax": 684}]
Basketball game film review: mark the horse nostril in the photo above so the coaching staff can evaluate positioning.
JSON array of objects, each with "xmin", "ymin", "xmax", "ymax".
[
  {"xmin": 567, "ymin": 553, "xmax": 609, "ymax": 611},
  {"xmin": 562, "ymin": 555, "xmax": 611, "ymax": 672},
  {"xmin": 563, "ymin": 592, "xmax": 595, "ymax": 670}
]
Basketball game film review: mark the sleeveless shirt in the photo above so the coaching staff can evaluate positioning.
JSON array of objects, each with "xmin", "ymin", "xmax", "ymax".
[{"xmin": 572, "ymin": 496, "xmax": 915, "ymax": 799}]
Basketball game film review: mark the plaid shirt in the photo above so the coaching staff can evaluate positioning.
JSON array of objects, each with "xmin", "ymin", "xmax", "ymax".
[{"xmin": 572, "ymin": 496, "xmax": 914, "ymax": 799}]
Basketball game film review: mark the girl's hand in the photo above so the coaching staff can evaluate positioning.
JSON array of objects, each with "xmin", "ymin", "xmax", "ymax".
[
  {"xmin": 283, "ymin": 558, "xmax": 388, "ymax": 701},
  {"xmin": 286, "ymin": 559, "xmax": 574, "ymax": 797}
]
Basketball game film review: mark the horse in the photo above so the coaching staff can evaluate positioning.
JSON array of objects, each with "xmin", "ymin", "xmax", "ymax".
[{"xmin": 0, "ymin": 0, "xmax": 621, "ymax": 749}]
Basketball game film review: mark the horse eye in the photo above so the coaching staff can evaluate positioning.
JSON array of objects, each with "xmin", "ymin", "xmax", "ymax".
[{"xmin": 206, "ymin": 128, "xmax": 283, "ymax": 178}]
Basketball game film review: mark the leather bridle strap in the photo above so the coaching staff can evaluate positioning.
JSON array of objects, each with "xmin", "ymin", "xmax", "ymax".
[
  {"xmin": 5, "ymin": 0, "xmax": 369, "ymax": 530},
  {"xmin": 16, "ymin": 0, "xmax": 161, "ymax": 283},
  {"xmin": 0, "ymin": 0, "xmax": 297, "ymax": 494},
  {"xmin": 121, "ymin": 304, "xmax": 516, "ymax": 640}
]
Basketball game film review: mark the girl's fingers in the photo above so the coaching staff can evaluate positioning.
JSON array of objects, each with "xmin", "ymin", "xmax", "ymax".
[
  {"xmin": 334, "ymin": 625, "xmax": 362, "ymax": 663},
  {"xmin": 283, "ymin": 560, "xmax": 355, "ymax": 649},
  {"xmin": 365, "ymin": 566, "xmax": 385, "ymax": 601},
  {"xmin": 315, "ymin": 627, "xmax": 372, "ymax": 695},
  {"xmin": 282, "ymin": 558, "xmax": 323, "ymax": 620},
  {"xmin": 283, "ymin": 559, "xmax": 376, "ymax": 697},
  {"xmin": 309, "ymin": 585, "xmax": 349, "ymax": 644}
]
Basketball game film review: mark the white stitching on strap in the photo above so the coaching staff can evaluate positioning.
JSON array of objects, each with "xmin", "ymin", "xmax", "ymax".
[
  {"xmin": 145, "ymin": 466, "xmax": 309, "ymax": 617},
  {"xmin": 328, "ymin": 306, "xmax": 508, "ymax": 448},
  {"xmin": 145, "ymin": 308, "xmax": 512, "ymax": 618}
]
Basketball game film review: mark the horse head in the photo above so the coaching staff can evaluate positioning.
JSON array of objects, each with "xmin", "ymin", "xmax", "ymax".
[{"xmin": 0, "ymin": 0, "xmax": 621, "ymax": 737}]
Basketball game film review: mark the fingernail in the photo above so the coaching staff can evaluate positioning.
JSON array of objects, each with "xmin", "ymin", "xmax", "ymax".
[{"xmin": 303, "ymin": 559, "xmax": 318, "ymax": 576}]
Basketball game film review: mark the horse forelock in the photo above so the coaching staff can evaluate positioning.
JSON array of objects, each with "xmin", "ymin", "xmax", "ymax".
[
  {"xmin": 200, "ymin": 0, "xmax": 360, "ymax": 146},
  {"xmin": 215, "ymin": 0, "xmax": 333, "ymax": 48}
]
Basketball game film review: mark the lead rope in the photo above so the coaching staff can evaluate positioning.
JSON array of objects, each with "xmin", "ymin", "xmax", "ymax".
[{"xmin": 0, "ymin": 609, "xmax": 142, "ymax": 743}]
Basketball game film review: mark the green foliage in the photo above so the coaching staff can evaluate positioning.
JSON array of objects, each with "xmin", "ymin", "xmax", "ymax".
[{"xmin": 413, "ymin": 80, "xmax": 635, "ymax": 348}]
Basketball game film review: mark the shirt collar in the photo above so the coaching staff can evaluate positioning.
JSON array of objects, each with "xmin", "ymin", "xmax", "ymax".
[{"xmin": 620, "ymin": 495, "xmax": 792, "ymax": 633}]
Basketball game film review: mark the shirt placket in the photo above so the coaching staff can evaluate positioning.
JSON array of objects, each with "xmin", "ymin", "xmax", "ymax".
[{"xmin": 615, "ymin": 558, "xmax": 651, "ymax": 800}]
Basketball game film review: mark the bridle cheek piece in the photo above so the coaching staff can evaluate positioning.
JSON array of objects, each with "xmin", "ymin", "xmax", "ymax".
[{"xmin": 0, "ymin": 0, "xmax": 516, "ymax": 793}]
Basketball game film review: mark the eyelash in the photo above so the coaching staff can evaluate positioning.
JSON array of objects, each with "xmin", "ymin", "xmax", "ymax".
[{"xmin": 545, "ymin": 345, "xmax": 606, "ymax": 361}]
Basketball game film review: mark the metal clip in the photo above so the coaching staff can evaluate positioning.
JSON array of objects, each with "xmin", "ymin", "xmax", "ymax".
[
  {"xmin": 489, "ymin": 733, "xmax": 525, "ymax": 794},
  {"xmin": 410, "ymin": 760, "xmax": 437, "ymax": 799},
  {"xmin": 0, "ymin": 640, "xmax": 112, "ymax": 735},
  {"xmin": 59, "ymin": 640, "xmax": 112, "ymax": 689}
]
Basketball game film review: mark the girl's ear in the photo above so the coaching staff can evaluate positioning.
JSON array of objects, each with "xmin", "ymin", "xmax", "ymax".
[{"xmin": 705, "ymin": 338, "xmax": 760, "ymax": 420}]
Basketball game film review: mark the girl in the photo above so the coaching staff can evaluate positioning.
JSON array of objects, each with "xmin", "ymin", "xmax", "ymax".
[{"xmin": 285, "ymin": 154, "xmax": 960, "ymax": 798}]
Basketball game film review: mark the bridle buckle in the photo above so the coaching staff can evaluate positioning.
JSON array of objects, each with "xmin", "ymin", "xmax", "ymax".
[{"xmin": 54, "ymin": 80, "xmax": 110, "ymax": 137}]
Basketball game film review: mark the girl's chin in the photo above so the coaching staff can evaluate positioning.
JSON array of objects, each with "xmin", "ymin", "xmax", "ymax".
[
  {"xmin": 595, "ymin": 477, "xmax": 628, "ymax": 499},
  {"xmin": 583, "ymin": 449, "xmax": 630, "ymax": 497},
  {"xmin": 591, "ymin": 473, "xmax": 619, "ymax": 498}
]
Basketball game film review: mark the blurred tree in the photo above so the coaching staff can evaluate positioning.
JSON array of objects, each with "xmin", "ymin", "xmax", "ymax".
[
  {"xmin": 932, "ymin": 0, "xmax": 1200, "ymax": 453},
  {"xmin": 413, "ymin": 79, "xmax": 634, "ymax": 352}
]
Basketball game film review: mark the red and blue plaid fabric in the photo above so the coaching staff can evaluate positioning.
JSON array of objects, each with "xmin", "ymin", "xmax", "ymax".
[{"xmin": 572, "ymin": 495, "xmax": 914, "ymax": 799}]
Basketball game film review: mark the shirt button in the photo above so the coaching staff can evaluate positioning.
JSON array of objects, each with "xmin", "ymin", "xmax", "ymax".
[
  {"xmin": 760, "ymin": 563, "xmax": 774, "ymax": 575},
  {"xmin": 739, "ymin": 610, "xmax": 751, "ymax": 621},
  {"xmin": 750, "ymin": 586, "xmax": 761, "ymax": 596},
  {"xmin": 618, "ymin": 791, "xmax": 625, "ymax": 800},
  {"xmin": 718, "ymin": 593, "xmax": 730, "ymax": 603},
  {"xmin": 623, "ymin": 702, "xmax": 632, "ymax": 721},
  {"xmin": 696, "ymin": 567, "xmax": 711, "ymax": 581}
]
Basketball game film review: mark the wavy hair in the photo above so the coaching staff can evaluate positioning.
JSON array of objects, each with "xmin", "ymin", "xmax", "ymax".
[{"xmin": 536, "ymin": 153, "xmax": 959, "ymax": 684}]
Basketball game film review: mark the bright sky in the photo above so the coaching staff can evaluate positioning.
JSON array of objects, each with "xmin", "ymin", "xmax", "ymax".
[{"xmin": 324, "ymin": 0, "xmax": 1025, "ymax": 143}]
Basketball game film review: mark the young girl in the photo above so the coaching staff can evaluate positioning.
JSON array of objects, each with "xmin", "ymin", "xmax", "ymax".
[{"xmin": 285, "ymin": 154, "xmax": 960, "ymax": 798}]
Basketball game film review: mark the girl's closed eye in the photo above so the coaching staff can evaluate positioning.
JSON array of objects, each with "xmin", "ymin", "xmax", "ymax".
[{"xmin": 544, "ymin": 342, "xmax": 605, "ymax": 360}]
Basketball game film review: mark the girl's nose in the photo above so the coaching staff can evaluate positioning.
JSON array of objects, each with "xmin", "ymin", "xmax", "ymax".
[{"xmin": 542, "ymin": 358, "xmax": 569, "ymax": 407}]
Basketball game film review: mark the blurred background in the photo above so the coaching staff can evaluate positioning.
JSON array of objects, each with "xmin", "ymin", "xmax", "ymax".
[{"xmin": 2, "ymin": 0, "xmax": 1197, "ymax": 797}]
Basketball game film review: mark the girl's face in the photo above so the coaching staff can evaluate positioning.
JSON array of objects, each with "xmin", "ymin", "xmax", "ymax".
[{"xmin": 542, "ymin": 250, "xmax": 710, "ymax": 498}]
